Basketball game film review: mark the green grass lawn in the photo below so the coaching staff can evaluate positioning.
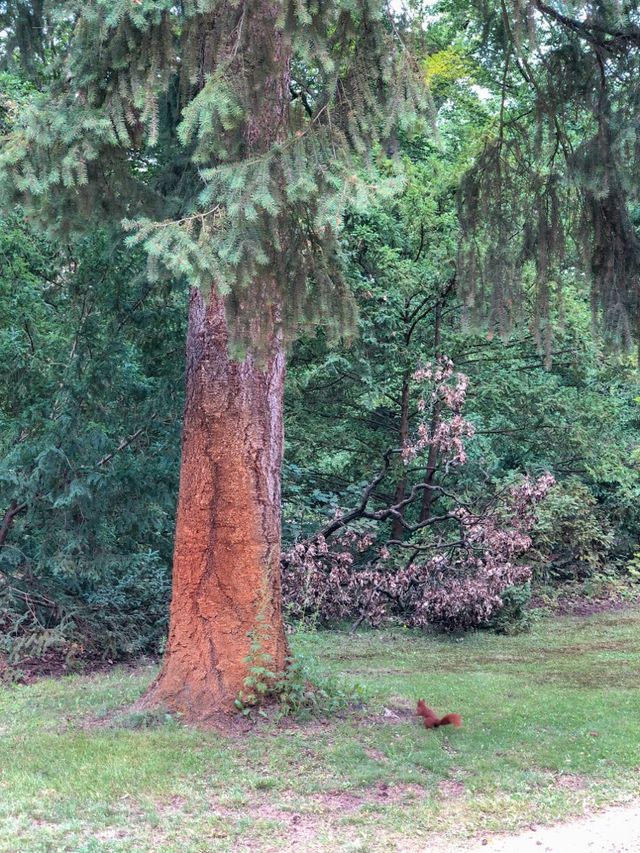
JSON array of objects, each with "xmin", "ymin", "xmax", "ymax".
[{"xmin": 1, "ymin": 609, "xmax": 639, "ymax": 852}]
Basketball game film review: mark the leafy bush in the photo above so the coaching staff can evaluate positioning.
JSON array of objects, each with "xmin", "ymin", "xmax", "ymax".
[
  {"xmin": 0, "ymin": 549, "xmax": 171, "ymax": 663},
  {"xmin": 0, "ymin": 219, "xmax": 184, "ymax": 661},
  {"xmin": 283, "ymin": 357, "xmax": 554, "ymax": 633},
  {"xmin": 235, "ymin": 617, "xmax": 366, "ymax": 720},
  {"xmin": 484, "ymin": 583, "xmax": 535, "ymax": 635},
  {"xmin": 530, "ymin": 480, "xmax": 615, "ymax": 583},
  {"xmin": 283, "ymin": 474, "xmax": 554, "ymax": 633},
  {"xmin": 626, "ymin": 551, "xmax": 640, "ymax": 582}
]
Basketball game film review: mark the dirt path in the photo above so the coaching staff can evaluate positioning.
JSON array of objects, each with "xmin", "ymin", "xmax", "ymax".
[{"xmin": 459, "ymin": 801, "xmax": 640, "ymax": 852}]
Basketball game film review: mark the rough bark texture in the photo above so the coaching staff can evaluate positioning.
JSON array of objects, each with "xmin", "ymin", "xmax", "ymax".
[{"xmin": 145, "ymin": 290, "xmax": 288, "ymax": 719}]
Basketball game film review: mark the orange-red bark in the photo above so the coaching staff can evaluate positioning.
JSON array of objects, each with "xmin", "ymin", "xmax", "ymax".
[{"xmin": 145, "ymin": 290, "xmax": 288, "ymax": 720}]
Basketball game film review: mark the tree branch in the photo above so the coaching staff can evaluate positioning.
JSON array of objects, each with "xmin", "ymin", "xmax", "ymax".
[
  {"xmin": 0, "ymin": 501, "xmax": 28, "ymax": 548},
  {"xmin": 95, "ymin": 426, "xmax": 147, "ymax": 468}
]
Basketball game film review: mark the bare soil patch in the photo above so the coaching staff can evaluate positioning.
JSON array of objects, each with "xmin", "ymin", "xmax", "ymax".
[
  {"xmin": 438, "ymin": 779, "xmax": 466, "ymax": 799},
  {"xmin": 555, "ymin": 773, "xmax": 589, "ymax": 791}
]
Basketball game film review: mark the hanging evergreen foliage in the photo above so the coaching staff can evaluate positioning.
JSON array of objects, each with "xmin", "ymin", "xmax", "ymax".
[
  {"xmin": 453, "ymin": 0, "xmax": 640, "ymax": 354},
  {"xmin": 0, "ymin": 1, "xmax": 425, "ymax": 347}
]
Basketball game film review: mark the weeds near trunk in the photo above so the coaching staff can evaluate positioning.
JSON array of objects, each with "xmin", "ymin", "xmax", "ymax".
[{"xmin": 236, "ymin": 617, "xmax": 366, "ymax": 720}]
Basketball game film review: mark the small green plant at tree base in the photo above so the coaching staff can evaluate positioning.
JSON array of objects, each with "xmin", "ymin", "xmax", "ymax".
[
  {"xmin": 236, "ymin": 625, "xmax": 366, "ymax": 720},
  {"xmin": 234, "ymin": 623, "xmax": 280, "ymax": 714}
]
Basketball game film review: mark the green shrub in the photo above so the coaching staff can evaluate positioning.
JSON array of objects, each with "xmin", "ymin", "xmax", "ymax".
[
  {"xmin": 485, "ymin": 583, "xmax": 536, "ymax": 635},
  {"xmin": 530, "ymin": 480, "xmax": 614, "ymax": 583},
  {"xmin": 236, "ymin": 626, "xmax": 367, "ymax": 721}
]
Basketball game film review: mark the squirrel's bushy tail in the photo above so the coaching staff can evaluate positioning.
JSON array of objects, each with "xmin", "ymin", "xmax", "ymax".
[
  {"xmin": 416, "ymin": 700, "xmax": 462, "ymax": 728},
  {"xmin": 438, "ymin": 713, "xmax": 462, "ymax": 727}
]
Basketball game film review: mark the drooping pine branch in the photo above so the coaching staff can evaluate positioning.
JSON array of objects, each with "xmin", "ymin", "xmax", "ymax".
[{"xmin": 458, "ymin": 0, "xmax": 640, "ymax": 353}]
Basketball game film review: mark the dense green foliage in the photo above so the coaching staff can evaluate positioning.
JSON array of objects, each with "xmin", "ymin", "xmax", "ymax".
[
  {"xmin": 0, "ymin": 2, "xmax": 639, "ymax": 659},
  {"xmin": 3, "ymin": 136, "xmax": 636, "ymax": 658},
  {"xmin": 283, "ymin": 59, "xmax": 640, "ymax": 625},
  {"xmin": 0, "ymin": 0, "xmax": 423, "ymax": 657},
  {"xmin": 0, "ymin": 216, "xmax": 185, "ymax": 659},
  {"xmin": 284, "ymin": 137, "xmax": 640, "ymax": 625},
  {"xmin": 453, "ymin": 1, "xmax": 640, "ymax": 353},
  {"xmin": 0, "ymin": 0, "xmax": 423, "ymax": 347}
]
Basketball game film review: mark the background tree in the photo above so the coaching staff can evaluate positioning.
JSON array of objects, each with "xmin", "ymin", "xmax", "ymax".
[
  {"xmin": 449, "ymin": 0, "xmax": 640, "ymax": 355},
  {"xmin": 0, "ymin": 210, "xmax": 185, "ymax": 662},
  {"xmin": 283, "ymin": 33, "xmax": 640, "ymax": 629},
  {"xmin": 0, "ymin": 1, "xmax": 638, "ymax": 690}
]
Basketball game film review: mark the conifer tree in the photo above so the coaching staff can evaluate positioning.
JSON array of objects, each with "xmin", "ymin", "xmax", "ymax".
[
  {"xmin": 452, "ymin": 0, "xmax": 640, "ymax": 355},
  {"xmin": 0, "ymin": 1, "xmax": 421, "ymax": 720}
]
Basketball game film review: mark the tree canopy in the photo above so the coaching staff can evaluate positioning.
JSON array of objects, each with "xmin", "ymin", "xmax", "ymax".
[{"xmin": 453, "ymin": 0, "xmax": 640, "ymax": 352}]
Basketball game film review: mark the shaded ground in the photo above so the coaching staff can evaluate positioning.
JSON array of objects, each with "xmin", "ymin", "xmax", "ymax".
[
  {"xmin": 0, "ymin": 648, "xmax": 158, "ymax": 685},
  {"xmin": 533, "ymin": 592, "xmax": 640, "ymax": 618},
  {"xmin": 2, "ymin": 597, "xmax": 638, "ymax": 687}
]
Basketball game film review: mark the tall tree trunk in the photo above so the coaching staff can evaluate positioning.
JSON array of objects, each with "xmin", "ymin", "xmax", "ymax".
[
  {"xmin": 145, "ymin": 290, "xmax": 288, "ymax": 720},
  {"xmin": 420, "ymin": 295, "xmax": 444, "ymax": 523},
  {"xmin": 145, "ymin": 2, "xmax": 292, "ymax": 722}
]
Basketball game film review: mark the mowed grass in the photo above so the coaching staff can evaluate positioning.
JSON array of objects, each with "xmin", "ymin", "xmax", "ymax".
[{"xmin": 1, "ymin": 610, "xmax": 639, "ymax": 852}]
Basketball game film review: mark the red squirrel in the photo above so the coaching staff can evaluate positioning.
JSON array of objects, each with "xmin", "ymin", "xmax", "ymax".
[{"xmin": 416, "ymin": 698, "xmax": 462, "ymax": 729}]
